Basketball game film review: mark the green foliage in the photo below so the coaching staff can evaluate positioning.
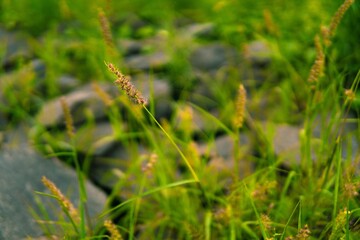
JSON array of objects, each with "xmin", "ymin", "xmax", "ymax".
[
  {"xmin": 0, "ymin": 0, "xmax": 60, "ymax": 35},
  {"xmin": 1, "ymin": 0, "xmax": 360, "ymax": 239}
]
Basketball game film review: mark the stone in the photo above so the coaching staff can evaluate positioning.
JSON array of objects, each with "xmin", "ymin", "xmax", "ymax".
[
  {"xmin": 190, "ymin": 43, "xmax": 240, "ymax": 72},
  {"xmin": 0, "ymin": 28, "xmax": 32, "ymax": 69},
  {"xmin": 54, "ymin": 121, "xmax": 117, "ymax": 157},
  {"xmin": 0, "ymin": 112, "xmax": 7, "ymax": 131},
  {"xmin": 243, "ymin": 40, "xmax": 272, "ymax": 67},
  {"xmin": 179, "ymin": 22, "xmax": 215, "ymax": 40},
  {"xmin": 90, "ymin": 143, "xmax": 149, "ymax": 198},
  {"xmin": 125, "ymin": 51, "xmax": 171, "ymax": 72},
  {"xmin": 132, "ymin": 74, "xmax": 171, "ymax": 100},
  {"xmin": 117, "ymin": 39, "xmax": 143, "ymax": 56},
  {"xmin": 36, "ymin": 83, "xmax": 113, "ymax": 127},
  {"xmin": 0, "ymin": 59, "xmax": 46, "ymax": 93},
  {"xmin": 57, "ymin": 75, "xmax": 81, "ymax": 93},
  {"xmin": 197, "ymin": 134, "xmax": 253, "ymax": 180},
  {"xmin": 132, "ymin": 74, "xmax": 172, "ymax": 119},
  {"xmin": 312, "ymin": 113, "xmax": 360, "ymax": 160},
  {"xmin": 0, "ymin": 144, "xmax": 107, "ymax": 239},
  {"xmin": 272, "ymin": 124, "xmax": 302, "ymax": 164}
]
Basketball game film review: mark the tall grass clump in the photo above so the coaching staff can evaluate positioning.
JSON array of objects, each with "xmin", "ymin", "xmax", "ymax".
[{"xmin": 32, "ymin": 0, "xmax": 360, "ymax": 239}]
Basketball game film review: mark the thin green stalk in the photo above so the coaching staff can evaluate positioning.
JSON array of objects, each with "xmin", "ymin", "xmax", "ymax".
[
  {"xmin": 345, "ymin": 200, "xmax": 350, "ymax": 240},
  {"xmin": 332, "ymin": 143, "xmax": 342, "ymax": 220},
  {"xmin": 143, "ymin": 105, "xmax": 211, "ymax": 208},
  {"xmin": 70, "ymin": 141, "xmax": 87, "ymax": 238},
  {"xmin": 280, "ymin": 201, "xmax": 300, "ymax": 240},
  {"xmin": 243, "ymin": 182, "xmax": 269, "ymax": 239},
  {"xmin": 129, "ymin": 175, "xmax": 147, "ymax": 240},
  {"xmin": 143, "ymin": 105, "xmax": 199, "ymax": 182},
  {"xmin": 298, "ymin": 196, "xmax": 303, "ymax": 230},
  {"xmin": 100, "ymin": 179, "xmax": 198, "ymax": 218},
  {"xmin": 205, "ymin": 210, "xmax": 212, "ymax": 240}
]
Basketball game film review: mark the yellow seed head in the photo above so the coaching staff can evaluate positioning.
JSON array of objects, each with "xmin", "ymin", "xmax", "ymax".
[
  {"xmin": 60, "ymin": 97, "xmax": 75, "ymax": 139},
  {"xmin": 142, "ymin": 153, "xmax": 158, "ymax": 176},
  {"xmin": 260, "ymin": 214, "xmax": 272, "ymax": 231},
  {"xmin": 263, "ymin": 9, "xmax": 278, "ymax": 36},
  {"xmin": 330, "ymin": 208, "xmax": 349, "ymax": 240},
  {"xmin": 234, "ymin": 84, "xmax": 247, "ymax": 129},
  {"xmin": 251, "ymin": 180, "xmax": 277, "ymax": 201},
  {"xmin": 105, "ymin": 62, "xmax": 147, "ymax": 105},
  {"xmin": 307, "ymin": 35, "xmax": 325, "ymax": 85},
  {"xmin": 329, "ymin": 0, "xmax": 354, "ymax": 38},
  {"xmin": 104, "ymin": 220, "xmax": 123, "ymax": 240},
  {"xmin": 344, "ymin": 181, "xmax": 360, "ymax": 199},
  {"xmin": 92, "ymin": 82, "xmax": 113, "ymax": 106},
  {"xmin": 344, "ymin": 89, "xmax": 356, "ymax": 102},
  {"xmin": 296, "ymin": 224, "xmax": 311, "ymax": 240},
  {"xmin": 98, "ymin": 8, "xmax": 116, "ymax": 56},
  {"xmin": 41, "ymin": 176, "xmax": 79, "ymax": 222}
]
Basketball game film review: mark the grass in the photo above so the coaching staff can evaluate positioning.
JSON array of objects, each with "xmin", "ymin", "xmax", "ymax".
[{"xmin": 1, "ymin": 0, "xmax": 360, "ymax": 239}]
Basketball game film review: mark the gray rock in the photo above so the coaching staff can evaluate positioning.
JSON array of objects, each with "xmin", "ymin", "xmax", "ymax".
[
  {"xmin": 58, "ymin": 75, "xmax": 81, "ymax": 93},
  {"xmin": 243, "ymin": 40, "xmax": 272, "ymax": 67},
  {"xmin": 272, "ymin": 124, "xmax": 302, "ymax": 164},
  {"xmin": 0, "ymin": 113, "xmax": 7, "ymax": 131},
  {"xmin": 132, "ymin": 74, "xmax": 172, "ymax": 119},
  {"xmin": 190, "ymin": 43, "xmax": 240, "ymax": 72},
  {"xmin": 179, "ymin": 22, "xmax": 215, "ymax": 40},
  {"xmin": 79, "ymin": 122, "xmax": 116, "ymax": 156},
  {"xmin": 125, "ymin": 51, "xmax": 171, "ymax": 72},
  {"xmin": 117, "ymin": 39, "xmax": 143, "ymax": 56},
  {"xmin": 0, "ymin": 28, "xmax": 32, "ymax": 68},
  {"xmin": 132, "ymin": 74, "xmax": 171, "ymax": 100},
  {"xmin": 0, "ymin": 59, "xmax": 46, "ymax": 93},
  {"xmin": 36, "ymin": 83, "xmax": 113, "ymax": 127},
  {"xmin": 90, "ymin": 143, "xmax": 148, "ymax": 198},
  {"xmin": 0, "ymin": 144, "xmax": 106, "ymax": 239},
  {"xmin": 198, "ymin": 134, "xmax": 253, "ymax": 179},
  {"xmin": 312, "ymin": 113, "xmax": 360, "ymax": 160}
]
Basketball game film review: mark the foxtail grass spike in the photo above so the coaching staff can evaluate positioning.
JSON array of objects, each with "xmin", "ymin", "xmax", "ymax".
[
  {"xmin": 322, "ymin": 0, "xmax": 355, "ymax": 46},
  {"xmin": 92, "ymin": 82, "xmax": 113, "ymax": 106},
  {"xmin": 105, "ymin": 62, "xmax": 147, "ymax": 105},
  {"xmin": 307, "ymin": 35, "xmax": 324, "ymax": 86},
  {"xmin": 234, "ymin": 84, "xmax": 247, "ymax": 129},
  {"xmin": 60, "ymin": 97, "xmax": 75, "ymax": 139},
  {"xmin": 104, "ymin": 220, "xmax": 123, "ymax": 240},
  {"xmin": 41, "ymin": 176, "xmax": 80, "ymax": 222}
]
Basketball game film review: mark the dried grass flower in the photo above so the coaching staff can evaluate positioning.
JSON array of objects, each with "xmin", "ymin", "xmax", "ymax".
[
  {"xmin": 60, "ymin": 97, "xmax": 75, "ymax": 139},
  {"xmin": 307, "ymin": 35, "xmax": 324, "ymax": 86},
  {"xmin": 41, "ymin": 176, "xmax": 79, "ymax": 222},
  {"xmin": 104, "ymin": 219, "xmax": 123, "ymax": 240},
  {"xmin": 234, "ymin": 84, "xmax": 247, "ymax": 129},
  {"xmin": 105, "ymin": 62, "xmax": 147, "ymax": 105}
]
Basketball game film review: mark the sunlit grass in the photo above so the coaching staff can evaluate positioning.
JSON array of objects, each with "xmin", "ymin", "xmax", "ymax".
[{"xmin": 1, "ymin": 0, "xmax": 360, "ymax": 239}]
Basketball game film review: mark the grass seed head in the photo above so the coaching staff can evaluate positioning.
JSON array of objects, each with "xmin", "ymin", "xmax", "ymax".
[
  {"xmin": 307, "ymin": 35, "xmax": 325, "ymax": 86},
  {"xmin": 105, "ymin": 62, "xmax": 147, "ymax": 105},
  {"xmin": 142, "ymin": 153, "xmax": 158, "ymax": 177},
  {"xmin": 60, "ymin": 97, "xmax": 75, "ymax": 139},
  {"xmin": 234, "ymin": 84, "xmax": 246, "ymax": 129},
  {"xmin": 104, "ymin": 219, "xmax": 123, "ymax": 240},
  {"xmin": 330, "ymin": 208, "xmax": 349, "ymax": 240},
  {"xmin": 92, "ymin": 82, "xmax": 113, "ymax": 106},
  {"xmin": 295, "ymin": 224, "xmax": 311, "ymax": 240},
  {"xmin": 344, "ymin": 89, "xmax": 355, "ymax": 103},
  {"xmin": 98, "ymin": 8, "xmax": 116, "ymax": 54},
  {"xmin": 41, "ymin": 176, "xmax": 79, "ymax": 222}
]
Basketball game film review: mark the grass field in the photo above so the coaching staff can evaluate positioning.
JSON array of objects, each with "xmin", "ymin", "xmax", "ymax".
[{"xmin": 1, "ymin": 0, "xmax": 360, "ymax": 239}]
